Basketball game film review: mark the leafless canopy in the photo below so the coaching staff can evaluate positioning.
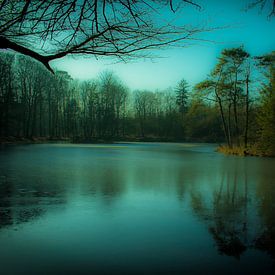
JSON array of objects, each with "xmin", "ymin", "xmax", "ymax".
[
  {"xmin": 247, "ymin": 0, "xmax": 275, "ymax": 17},
  {"xmin": 0, "ymin": 0, "xmax": 202, "ymax": 72}
]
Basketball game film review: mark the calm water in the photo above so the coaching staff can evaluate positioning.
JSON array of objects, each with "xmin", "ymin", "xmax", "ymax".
[{"xmin": 0, "ymin": 143, "xmax": 274, "ymax": 275}]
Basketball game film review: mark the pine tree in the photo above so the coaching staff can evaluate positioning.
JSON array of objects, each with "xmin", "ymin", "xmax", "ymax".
[{"xmin": 175, "ymin": 79, "xmax": 189, "ymax": 116}]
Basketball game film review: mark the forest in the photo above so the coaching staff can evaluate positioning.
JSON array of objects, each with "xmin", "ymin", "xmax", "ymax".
[{"xmin": 0, "ymin": 47, "xmax": 274, "ymax": 156}]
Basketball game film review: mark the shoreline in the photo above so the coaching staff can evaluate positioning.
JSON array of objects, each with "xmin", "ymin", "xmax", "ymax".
[
  {"xmin": 217, "ymin": 144, "xmax": 275, "ymax": 158},
  {"xmin": 2, "ymin": 137, "xmax": 273, "ymax": 158},
  {"xmin": 0, "ymin": 136, "xmax": 218, "ymax": 145},
  {"xmin": 0, "ymin": 137, "xmax": 71, "ymax": 145}
]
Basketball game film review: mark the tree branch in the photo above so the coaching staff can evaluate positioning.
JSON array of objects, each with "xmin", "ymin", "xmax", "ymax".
[{"xmin": 0, "ymin": 36, "xmax": 54, "ymax": 73}]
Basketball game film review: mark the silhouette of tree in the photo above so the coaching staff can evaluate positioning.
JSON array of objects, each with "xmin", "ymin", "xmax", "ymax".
[
  {"xmin": 0, "ymin": 0, "xmax": 202, "ymax": 72},
  {"xmin": 247, "ymin": 0, "xmax": 275, "ymax": 17}
]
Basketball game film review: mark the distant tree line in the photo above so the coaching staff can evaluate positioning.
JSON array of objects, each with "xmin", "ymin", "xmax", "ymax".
[
  {"xmin": 0, "ymin": 47, "xmax": 274, "ymax": 155},
  {"xmin": 0, "ymin": 52, "xmax": 223, "ymax": 142}
]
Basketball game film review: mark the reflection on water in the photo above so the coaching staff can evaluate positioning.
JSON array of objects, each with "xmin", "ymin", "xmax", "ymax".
[
  {"xmin": 0, "ymin": 143, "xmax": 274, "ymax": 274},
  {"xmin": 254, "ymin": 165, "xmax": 275, "ymax": 261},
  {"xmin": 191, "ymin": 166, "xmax": 251, "ymax": 259}
]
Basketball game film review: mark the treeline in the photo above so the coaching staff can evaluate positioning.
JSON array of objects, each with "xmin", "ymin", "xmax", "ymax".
[
  {"xmin": 0, "ymin": 53, "xmax": 223, "ymax": 142},
  {"xmin": 0, "ymin": 47, "xmax": 274, "ymax": 155}
]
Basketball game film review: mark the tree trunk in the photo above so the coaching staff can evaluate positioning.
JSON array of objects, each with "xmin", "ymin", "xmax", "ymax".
[
  {"xmin": 233, "ymin": 70, "xmax": 240, "ymax": 144},
  {"xmin": 227, "ymin": 103, "xmax": 232, "ymax": 148},
  {"xmin": 244, "ymin": 73, "xmax": 250, "ymax": 148},
  {"xmin": 217, "ymin": 95, "xmax": 230, "ymax": 147}
]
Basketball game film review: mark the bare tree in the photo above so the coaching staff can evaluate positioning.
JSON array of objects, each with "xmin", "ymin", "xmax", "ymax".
[
  {"xmin": 0, "ymin": 0, "xmax": 203, "ymax": 72},
  {"xmin": 246, "ymin": 0, "xmax": 275, "ymax": 17}
]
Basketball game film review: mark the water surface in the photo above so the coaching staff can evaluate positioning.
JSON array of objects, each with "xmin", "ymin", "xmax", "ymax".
[{"xmin": 0, "ymin": 143, "xmax": 274, "ymax": 274}]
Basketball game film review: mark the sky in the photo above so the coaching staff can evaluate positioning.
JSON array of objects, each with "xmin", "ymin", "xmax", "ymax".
[{"xmin": 52, "ymin": 0, "xmax": 275, "ymax": 91}]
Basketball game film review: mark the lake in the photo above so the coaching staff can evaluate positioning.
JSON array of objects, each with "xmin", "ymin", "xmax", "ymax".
[{"xmin": 0, "ymin": 143, "xmax": 274, "ymax": 275}]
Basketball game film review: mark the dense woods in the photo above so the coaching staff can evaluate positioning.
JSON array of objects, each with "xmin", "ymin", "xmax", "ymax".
[
  {"xmin": 0, "ymin": 52, "xmax": 223, "ymax": 143},
  {"xmin": 0, "ymin": 47, "xmax": 274, "ymax": 156}
]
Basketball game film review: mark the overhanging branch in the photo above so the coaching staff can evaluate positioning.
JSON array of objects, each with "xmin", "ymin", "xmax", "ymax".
[{"xmin": 0, "ymin": 36, "xmax": 54, "ymax": 73}]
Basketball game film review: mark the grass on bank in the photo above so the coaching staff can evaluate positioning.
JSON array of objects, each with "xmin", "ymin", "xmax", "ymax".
[{"xmin": 217, "ymin": 144, "xmax": 275, "ymax": 157}]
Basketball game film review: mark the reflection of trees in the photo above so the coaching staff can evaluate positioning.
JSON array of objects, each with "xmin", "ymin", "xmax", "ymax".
[
  {"xmin": 96, "ymin": 167, "xmax": 126, "ymax": 207},
  {"xmin": 0, "ymin": 175, "xmax": 14, "ymax": 227},
  {"xmin": 191, "ymin": 159, "xmax": 275, "ymax": 262},
  {"xmin": 0, "ymin": 175, "xmax": 65, "ymax": 230},
  {"xmin": 191, "ymin": 167, "xmax": 249, "ymax": 259},
  {"xmin": 254, "ymin": 167, "xmax": 275, "ymax": 260},
  {"xmin": 74, "ymin": 161, "xmax": 127, "ymax": 210}
]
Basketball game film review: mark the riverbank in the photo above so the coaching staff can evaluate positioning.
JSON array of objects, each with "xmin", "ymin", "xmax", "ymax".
[
  {"xmin": 0, "ymin": 136, "xmax": 210, "ymax": 145},
  {"xmin": 4, "ymin": 137, "xmax": 274, "ymax": 157},
  {"xmin": 217, "ymin": 144, "xmax": 275, "ymax": 157},
  {"xmin": 0, "ymin": 137, "xmax": 71, "ymax": 145},
  {"xmin": 72, "ymin": 136, "xmax": 187, "ymax": 143},
  {"xmin": 0, "ymin": 136, "xmax": 179, "ymax": 145}
]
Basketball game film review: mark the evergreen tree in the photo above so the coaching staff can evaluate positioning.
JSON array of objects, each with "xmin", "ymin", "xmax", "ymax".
[{"xmin": 175, "ymin": 79, "xmax": 189, "ymax": 116}]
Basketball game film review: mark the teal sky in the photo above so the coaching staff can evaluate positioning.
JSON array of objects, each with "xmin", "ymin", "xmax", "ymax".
[{"xmin": 52, "ymin": 1, "xmax": 275, "ymax": 90}]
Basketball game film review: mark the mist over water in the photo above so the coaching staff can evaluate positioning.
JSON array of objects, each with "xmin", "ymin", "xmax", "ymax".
[{"xmin": 0, "ymin": 143, "xmax": 274, "ymax": 274}]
